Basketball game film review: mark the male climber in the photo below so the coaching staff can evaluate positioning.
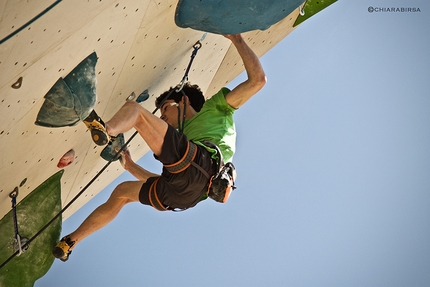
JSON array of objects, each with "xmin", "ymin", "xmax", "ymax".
[{"xmin": 53, "ymin": 34, "xmax": 266, "ymax": 261}]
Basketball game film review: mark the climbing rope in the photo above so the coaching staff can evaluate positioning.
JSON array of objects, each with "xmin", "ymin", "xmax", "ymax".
[
  {"xmin": 0, "ymin": 0, "xmax": 63, "ymax": 45},
  {"xmin": 178, "ymin": 91, "xmax": 187, "ymax": 133},
  {"xmin": 0, "ymin": 35, "xmax": 204, "ymax": 270}
]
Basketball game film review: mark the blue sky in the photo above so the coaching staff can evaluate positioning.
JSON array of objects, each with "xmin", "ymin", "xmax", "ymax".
[{"xmin": 37, "ymin": 1, "xmax": 430, "ymax": 286}]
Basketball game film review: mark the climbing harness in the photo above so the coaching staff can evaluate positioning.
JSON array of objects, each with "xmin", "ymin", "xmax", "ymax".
[
  {"xmin": 161, "ymin": 139, "xmax": 237, "ymax": 207},
  {"xmin": 9, "ymin": 187, "xmax": 30, "ymax": 256},
  {"xmin": 148, "ymin": 178, "xmax": 166, "ymax": 211},
  {"xmin": 164, "ymin": 141, "xmax": 198, "ymax": 174},
  {"xmin": 0, "ymin": 34, "xmax": 206, "ymax": 270}
]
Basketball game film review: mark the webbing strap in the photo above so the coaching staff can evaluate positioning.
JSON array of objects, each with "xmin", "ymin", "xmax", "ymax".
[
  {"xmin": 148, "ymin": 178, "xmax": 167, "ymax": 211},
  {"xmin": 164, "ymin": 142, "xmax": 197, "ymax": 174}
]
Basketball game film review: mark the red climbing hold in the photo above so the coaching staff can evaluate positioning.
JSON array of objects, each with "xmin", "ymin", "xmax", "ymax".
[{"xmin": 57, "ymin": 149, "xmax": 75, "ymax": 168}]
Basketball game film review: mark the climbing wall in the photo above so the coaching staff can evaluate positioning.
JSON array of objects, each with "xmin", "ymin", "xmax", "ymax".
[
  {"xmin": 0, "ymin": 0, "xmax": 303, "ymax": 222},
  {"xmin": 0, "ymin": 171, "xmax": 63, "ymax": 286}
]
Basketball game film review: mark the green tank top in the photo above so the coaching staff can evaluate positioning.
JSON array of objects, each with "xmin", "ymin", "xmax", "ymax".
[{"xmin": 183, "ymin": 87, "xmax": 236, "ymax": 163}]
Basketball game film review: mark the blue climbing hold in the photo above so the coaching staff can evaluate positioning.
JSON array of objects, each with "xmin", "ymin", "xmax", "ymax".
[
  {"xmin": 35, "ymin": 52, "xmax": 98, "ymax": 127},
  {"xmin": 175, "ymin": 0, "xmax": 305, "ymax": 34},
  {"xmin": 100, "ymin": 133, "xmax": 125, "ymax": 162}
]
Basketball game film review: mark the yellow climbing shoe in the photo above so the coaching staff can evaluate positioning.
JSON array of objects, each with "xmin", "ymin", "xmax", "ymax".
[
  {"xmin": 83, "ymin": 110, "xmax": 110, "ymax": 146},
  {"xmin": 52, "ymin": 236, "xmax": 75, "ymax": 262}
]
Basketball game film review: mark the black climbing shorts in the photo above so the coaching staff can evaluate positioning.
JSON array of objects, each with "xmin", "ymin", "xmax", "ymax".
[{"xmin": 139, "ymin": 125, "xmax": 215, "ymax": 210}]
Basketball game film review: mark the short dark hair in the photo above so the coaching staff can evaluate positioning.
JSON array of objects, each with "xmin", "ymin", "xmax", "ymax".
[{"xmin": 156, "ymin": 83, "xmax": 205, "ymax": 112}]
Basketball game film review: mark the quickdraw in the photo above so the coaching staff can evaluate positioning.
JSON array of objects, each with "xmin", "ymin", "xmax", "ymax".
[
  {"xmin": 167, "ymin": 33, "xmax": 206, "ymax": 133},
  {"xmin": 9, "ymin": 187, "xmax": 30, "ymax": 256},
  {"xmin": 176, "ymin": 33, "xmax": 207, "ymax": 93}
]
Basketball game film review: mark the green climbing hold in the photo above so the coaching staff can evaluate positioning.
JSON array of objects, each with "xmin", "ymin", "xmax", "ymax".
[
  {"xmin": 293, "ymin": 0, "xmax": 337, "ymax": 27},
  {"xmin": 0, "ymin": 171, "xmax": 63, "ymax": 287}
]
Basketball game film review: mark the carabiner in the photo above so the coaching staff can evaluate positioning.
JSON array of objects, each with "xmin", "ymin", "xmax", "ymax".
[
  {"xmin": 192, "ymin": 41, "xmax": 202, "ymax": 50},
  {"xmin": 9, "ymin": 187, "xmax": 18, "ymax": 199},
  {"xmin": 175, "ymin": 77, "xmax": 188, "ymax": 92}
]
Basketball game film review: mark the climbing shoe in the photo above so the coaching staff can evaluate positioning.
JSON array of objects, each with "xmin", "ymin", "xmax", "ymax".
[
  {"xmin": 83, "ymin": 110, "xmax": 110, "ymax": 146},
  {"xmin": 52, "ymin": 235, "xmax": 75, "ymax": 262}
]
